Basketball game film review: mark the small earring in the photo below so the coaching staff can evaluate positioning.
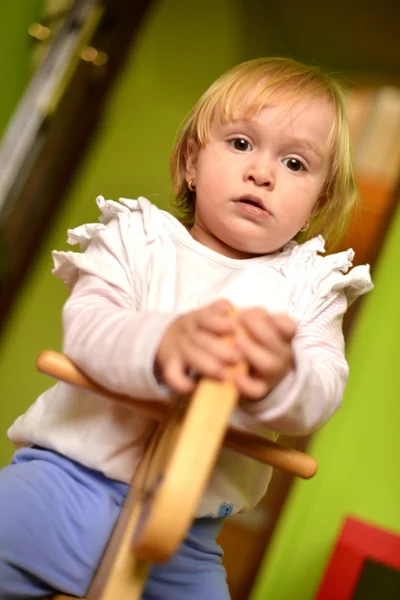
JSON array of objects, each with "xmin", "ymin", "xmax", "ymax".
[
  {"xmin": 300, "ymin": 221, "xmax": 309, "ymax": 232},
  {"xmin": 188, "ymin": 179, "xmax": 196, "ymax": 192}
]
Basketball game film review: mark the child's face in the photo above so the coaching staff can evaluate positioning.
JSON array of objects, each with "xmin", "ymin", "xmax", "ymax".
[{"xmin": 186, "ymin": 94, "xmax": 334, "ymax": 258}]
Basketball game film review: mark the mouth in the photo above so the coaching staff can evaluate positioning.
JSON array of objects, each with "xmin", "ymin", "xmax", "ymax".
[{"xmin": 235, "ymin": 195, "xmax": 271, "ymax": 219}]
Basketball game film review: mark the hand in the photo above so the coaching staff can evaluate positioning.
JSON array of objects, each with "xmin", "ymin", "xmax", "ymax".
[
  {"xmin": 233, "ymin": 308, "xmax": 297, "ymax": 401},
  {"xmin": 155, "ymin": 300, "xmax": 241, "ymax": 394}
]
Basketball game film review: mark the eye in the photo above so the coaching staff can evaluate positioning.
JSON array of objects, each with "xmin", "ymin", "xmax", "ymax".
[
  {"xmin": 229, "ymin": 138, "xmax": 252, "ymax": 152},
  {"xmin": 282, "ymin": 157, "xmax": 305, "ymax": 172}
]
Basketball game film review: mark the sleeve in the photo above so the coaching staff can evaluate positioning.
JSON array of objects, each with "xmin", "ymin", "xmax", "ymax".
[
  {"xmin": 235, "ymin": 256, "xmax": 373, "ymax": 436},
  {"xmin": 53, "ymin": 197, "xmax": 178, "ymax": 399}
]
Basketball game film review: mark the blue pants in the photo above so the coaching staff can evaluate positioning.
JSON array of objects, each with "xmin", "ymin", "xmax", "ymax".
[{"xmin": 0, "ymin": 447, "xmax": 229, "ymax": 599}]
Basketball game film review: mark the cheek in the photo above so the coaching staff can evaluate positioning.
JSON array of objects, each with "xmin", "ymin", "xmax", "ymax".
[
  {"xmin": 198, "ymin": 158, "xmax": 229, "ymax": 193},
  {"xmin": 197, "ymin": 173, "xmax": 219, "ymax": 200},
  {"xmin": 298, "ymin": 175, "xmax": 324, "ymax": 199},
  {"xmin": 281, "ymin": 182, "xmax": 320, "ymax": 221}
]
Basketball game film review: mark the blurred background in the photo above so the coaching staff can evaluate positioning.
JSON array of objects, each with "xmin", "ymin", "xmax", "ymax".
[{"xmin": 0, "ymin": 1, "xmax": 399, "ymax": 598}]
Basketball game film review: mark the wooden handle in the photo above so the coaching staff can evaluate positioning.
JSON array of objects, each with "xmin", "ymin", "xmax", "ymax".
[{"xmin": 37, "ymin": 350, "xmax": 317, "ymax": 479}]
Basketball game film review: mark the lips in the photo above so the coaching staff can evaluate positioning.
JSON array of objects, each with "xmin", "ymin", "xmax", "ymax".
[{"xmin": 235, "ymin": 195, "xmax": 271, "ymax": 218}]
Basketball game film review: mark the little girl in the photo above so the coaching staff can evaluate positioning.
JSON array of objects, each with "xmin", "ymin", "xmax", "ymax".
[{"xmin": 0, "ymin": 57, "xmax": 372, "ymax": 599}]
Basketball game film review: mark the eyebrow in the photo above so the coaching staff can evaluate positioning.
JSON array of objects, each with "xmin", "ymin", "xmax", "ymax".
[{"xmin": 285, "ymin": 137, "xmax": 325, "ymax": 159}]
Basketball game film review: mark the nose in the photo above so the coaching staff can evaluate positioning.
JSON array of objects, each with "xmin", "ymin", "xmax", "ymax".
[{"xmin": 245, "ymin": 158, "xmax": 275, "ymax": 189}]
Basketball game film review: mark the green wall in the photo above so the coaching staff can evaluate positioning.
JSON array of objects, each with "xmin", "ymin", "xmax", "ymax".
[
  {"xmin": 0, "ymin": 0, "xmax": 244, "ymax": 464},
  {"xmin": 0, "ymin": 1, "xmax": 42, "ymax": 138},
  {"xmin": 251, "ymin": 203, "xmax": 400, "ymax": 598}
]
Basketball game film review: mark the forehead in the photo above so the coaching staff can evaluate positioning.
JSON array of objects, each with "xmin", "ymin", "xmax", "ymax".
[
  {"xmin": 219, "ymin": 74, "xmax": 320, "ymax": 115},
  {"xmin": 216, "ymin": 93, "xmax": 334, "ymax": 135},
  {"xmin": 223, "ymin": 81, "xmax": 332, "ymax": 120},
  {"xmin": 265, "ymin": 96, "xmax": 333, "ymax": 134},
  {"xmin": 208, "ymin": 90, "xmax": 336, "ymax": 153}
]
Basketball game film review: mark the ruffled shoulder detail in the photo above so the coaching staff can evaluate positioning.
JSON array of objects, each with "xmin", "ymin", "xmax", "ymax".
[
  {"xmin": 313, "ymin": 251, "xmax": 373, "ymax": 305},
  {"xmin": 65, "ymin": 195, "xmax": 158, "ymax": 249},
  {"xmin": 280, "ymin": 234, "xmax": 326, "ymax": 260},
  {"xmin": 281, "ymin": 235, "xmax": 373, "ymax": 319},
  {"xmin": 52, "ymin": 195, "xmax": 158, "ymax": 290}
]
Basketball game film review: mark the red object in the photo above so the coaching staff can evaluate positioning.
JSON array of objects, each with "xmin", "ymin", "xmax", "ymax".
[{"xmin": 316, "ymin": 516, "xmax": 400, "ymax": 600}]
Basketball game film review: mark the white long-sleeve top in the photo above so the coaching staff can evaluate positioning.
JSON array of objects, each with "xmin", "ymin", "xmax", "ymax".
[{"xmin": 8, "ymin": 196, "xmax": 373, "ymax": 517}]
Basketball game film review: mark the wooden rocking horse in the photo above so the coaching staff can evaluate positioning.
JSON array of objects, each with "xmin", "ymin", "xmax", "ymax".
[{"xmin": 36, "ymin": 349, "xmax": 317, "ymax": 600}]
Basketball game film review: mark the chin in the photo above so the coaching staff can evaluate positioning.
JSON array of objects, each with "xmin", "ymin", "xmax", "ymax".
[
  {"xmin": 229, "ymin": 238, "xmax": 282, "ymax": 256},
  {"xmin": 225, "ymin": 243, "xmax": 274, "ymax": 259},
  {"xmin": 223, "ymin": 226, "xmax": 286, "ymax": 256}
]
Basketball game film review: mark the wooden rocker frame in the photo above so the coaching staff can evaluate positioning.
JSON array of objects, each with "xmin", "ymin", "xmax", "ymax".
[{"xmin": 36, "ymin": 350, "xmax": 317, "ymax": 600}]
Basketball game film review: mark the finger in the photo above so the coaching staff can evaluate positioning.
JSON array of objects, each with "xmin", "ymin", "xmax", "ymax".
[
  {"xmin": 234, "ymin": 372, "xmax": 271, "ymax": 400},
  {"xmin": 271, "ymin": 314, "xmax": 297, "ymax": 341},
  {"xmin": 237, "ymin": 310, "xmax": 284, "ymax": 354},
  {"xmin": 196, "ymin": 311, "xmax": 237, "ymax": 337},
  {"xmin": 187, "ymin": 330, "xmax": 242, "ymax": 364},
  {"xmin": 235, "ymin": 332, "xmax": 293, "ymax": 378},
  {"xmin": 163, "ymin": 359, "xmax": 196, "ymax": 395},
  {"xmin": 181, "ymin": 343, "xmax": 227, "ymax": 380},
  {"xmin": 209, "ymin": 299, "xmax": 234, "ymax": 314}
]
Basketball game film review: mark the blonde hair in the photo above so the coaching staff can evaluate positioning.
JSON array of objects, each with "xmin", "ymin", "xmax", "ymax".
[{"xmin": 170, "ymin": 57, "xmax": 357, "ymax": 249}]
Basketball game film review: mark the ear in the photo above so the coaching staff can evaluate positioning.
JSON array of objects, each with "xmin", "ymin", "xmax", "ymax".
[{"xmin": 185, "ymin": 139, "xmax": 199, "ymax": 183}]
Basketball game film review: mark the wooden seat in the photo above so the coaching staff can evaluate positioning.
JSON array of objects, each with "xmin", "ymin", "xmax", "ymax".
[{"xmin": 36, "ymin": 351, "xmax": 317, "ymax": 599}]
